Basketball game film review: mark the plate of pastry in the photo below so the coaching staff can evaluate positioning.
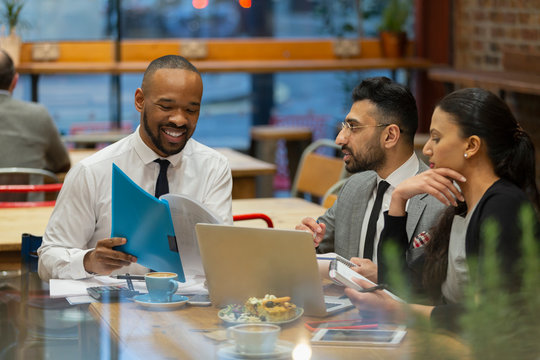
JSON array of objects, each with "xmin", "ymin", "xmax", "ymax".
[{"xmin": 218, "ymin": 295, "xmax": 304, "ymax": 325}]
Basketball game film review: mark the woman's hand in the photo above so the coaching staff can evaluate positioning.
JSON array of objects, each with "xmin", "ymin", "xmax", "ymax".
[
  {"xmin": 344, "ymin": 279, "xmax": 403, "ymax": 322},
  {"xmin": 389, "ymin": 168, "xmax": 466, "ymax": 216}
]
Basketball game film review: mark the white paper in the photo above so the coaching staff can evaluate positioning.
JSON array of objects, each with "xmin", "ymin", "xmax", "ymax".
[
  {"xmin": 176, "ymin": 275, "xmax": 208, "ymax": 295},
  {"xmin": 160, "ymin": 194, "xmax": 222, "ymax": 276},
  {"xmin": 49, "ymin": 275, "xmax": 145, "ymax": 298},
  {"xmin": 50, "ymin": 275, "xmax": 207, "ymax": 298},
  {"xmin": 66, "ymin": 295, "xmax": 97, "ymax": 305}
]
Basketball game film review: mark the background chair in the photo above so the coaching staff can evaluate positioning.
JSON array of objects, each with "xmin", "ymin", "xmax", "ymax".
[
  {"xmin": 0, "ymin": 168, "xmax": 59, "ymax": 203},
  {"xmin": 0, "ymin": 183, "xmax": 63, "ymax": 208},
  {"xmin": 290, "ymin": 139, "xmax": 348, "ymax": 204},
  {"xmin": 321, "ymin": 178, "xmax": 348, "ymax": 209},
  {"xmin": 233, "ymin": 213, "xmax": 274, "ymax": 228}
]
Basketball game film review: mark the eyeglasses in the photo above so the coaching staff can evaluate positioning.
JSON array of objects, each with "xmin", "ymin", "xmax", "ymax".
[{"xmin": 341, "ymin": 121, "xmax": 390, "ymax": 133}]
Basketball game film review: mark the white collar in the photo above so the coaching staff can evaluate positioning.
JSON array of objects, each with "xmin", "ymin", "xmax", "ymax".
[
  {"xmin": 378, "ymin": 152, "xmax": 419, "ymax": 188},
  {"xmin": 0, "ymin": 90, "xmax": 11, "ymax": 97}
]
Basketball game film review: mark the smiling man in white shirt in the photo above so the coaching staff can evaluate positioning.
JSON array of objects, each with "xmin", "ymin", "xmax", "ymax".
[{"xmin": 38, "ymin": 55, "xmax": 233, "ymax": 281}]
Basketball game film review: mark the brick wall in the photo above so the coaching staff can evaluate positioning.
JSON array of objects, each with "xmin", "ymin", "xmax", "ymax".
[
  {"xmin": 454, "ymin": 0, "xmax": 540, "ymax": 70},
  {"xmin": 454, "ymin": 0, "xmax": 540, "ymax": 179}
]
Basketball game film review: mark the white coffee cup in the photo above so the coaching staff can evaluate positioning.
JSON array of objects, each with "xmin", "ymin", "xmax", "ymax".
[{"xmin": 226, "ymin": 323, "xmax": 280, "ymax": 354}]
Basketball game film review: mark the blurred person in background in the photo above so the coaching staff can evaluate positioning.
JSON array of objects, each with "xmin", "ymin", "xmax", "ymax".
[{"xmin": 0, "ymin": 49, "xmax": 70, "ymax": 174}]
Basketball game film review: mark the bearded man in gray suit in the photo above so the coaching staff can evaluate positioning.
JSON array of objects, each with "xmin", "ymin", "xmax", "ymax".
[{"xmin": 296, "ymin": 77, "xmax": 446, "ymax": 282}]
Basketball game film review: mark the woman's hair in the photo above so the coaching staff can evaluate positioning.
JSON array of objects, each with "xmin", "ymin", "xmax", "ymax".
[{"xmin": 422, "ymin": 88, "xmax": 540, "ymax": 300}]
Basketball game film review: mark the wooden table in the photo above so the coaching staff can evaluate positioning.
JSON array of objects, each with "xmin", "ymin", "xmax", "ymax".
[
  {"xmin": 0, "ymin": 198, "xmax": 324, "ymax": 270},
  {"xmin": 68, "ymin": 147, "xmax": 276, "ymax": 199},
  {"xmin": 217, "ymin": 148, "xmax": 276, "ymax": 199},
  {"xmin": 88, "ymin": 295, "xmax": 469, "ymax": 360},
  {"xmin": 232, "ymin": 197, "xmax": 325, "ymax": 230},
  {"xmin": 62, "ymin": 131, "xmax": 130, "ymax": 146}
]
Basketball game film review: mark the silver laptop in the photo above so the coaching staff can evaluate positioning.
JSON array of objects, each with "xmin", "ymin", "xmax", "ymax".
[{"xmin": 195, "ymin": 224, "xmax": 353, "ymax": 316}]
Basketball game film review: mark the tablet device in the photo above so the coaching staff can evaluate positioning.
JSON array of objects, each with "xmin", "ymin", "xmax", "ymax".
[
  {"xmin": 304, "ymin": 319, "xmax": 378, "ymax": 332},
  {"xmin": 311, "ymin": 326, "xmax": 407, "ymax": 346}
]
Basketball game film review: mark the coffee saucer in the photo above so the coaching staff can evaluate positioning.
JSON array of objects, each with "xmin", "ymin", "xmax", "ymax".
[
  {"xmin": 217, "ymin": 340, "xmax": 294, "ymax": 359},
  {"xmin": 133, "ymin": 294, "xmax": 188, "ymax": 309}
]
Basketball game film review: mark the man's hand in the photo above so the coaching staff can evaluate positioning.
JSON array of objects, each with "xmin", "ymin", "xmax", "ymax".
[
  {"xmin": 83, "ymin": 237, "xmax": 137, "ymax": 275},
  {"xmin": 349, "ymin": 257, "xmax": 378, "ymax": 283},
  {"xmin": 295, "ymin": 217, "xmax": 326, "ymax": 247}
]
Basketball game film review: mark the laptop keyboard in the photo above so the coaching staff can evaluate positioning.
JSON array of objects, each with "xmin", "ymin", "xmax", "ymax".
[{"xmin": 325, "ymin": 301, "xmax": 343, "ymax": 310}]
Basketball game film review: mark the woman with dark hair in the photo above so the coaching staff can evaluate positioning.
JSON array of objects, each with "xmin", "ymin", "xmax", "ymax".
[{"xmin": 345, "ymin": 88, "xmax": 540, "ymax": 331}]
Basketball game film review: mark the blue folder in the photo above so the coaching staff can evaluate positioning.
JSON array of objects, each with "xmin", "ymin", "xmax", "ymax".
[{"xmin": 111, "ymin": 164, "xmax": 185, "ymax": 282}]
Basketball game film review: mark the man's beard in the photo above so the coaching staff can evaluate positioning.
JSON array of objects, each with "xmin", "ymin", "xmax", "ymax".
[
  {"xmin": 143, "ymin": 110, "xmax": 188, "ymax": 156},
  {"xmin": 344, "ymin": 142, "xmax": 386, "ymax": 174}
]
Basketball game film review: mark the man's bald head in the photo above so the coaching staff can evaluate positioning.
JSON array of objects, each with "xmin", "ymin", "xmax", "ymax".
[{"xmin": 141, "ymin": 55, "xmax": 200, "ymax": 93}]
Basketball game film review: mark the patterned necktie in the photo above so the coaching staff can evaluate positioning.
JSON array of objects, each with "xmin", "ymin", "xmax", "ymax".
[
  {"xmin": 363, "ymin": 180, "xmax": 390, "ymax": 260},
  {"xmin": 154, "ymin": 159, "xmax": 170, "ymax": 198}
]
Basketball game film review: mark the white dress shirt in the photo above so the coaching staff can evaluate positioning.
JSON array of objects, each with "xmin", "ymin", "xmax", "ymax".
[
  {"xmin": 38, "ymin": 128, "xmax": 233, "ymax": 280},
  {"xmin": 358, "ymin": 153, "xmax": 420, "ymax": 264}
]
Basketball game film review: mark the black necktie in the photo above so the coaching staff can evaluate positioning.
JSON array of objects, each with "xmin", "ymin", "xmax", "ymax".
[
  {"xmin": 154, "ymin": 159, "xmax": 170, "ymax": 198},
  {"xmin": 363, "ymin": 180, "xmax": 390, "ymax": 260}
]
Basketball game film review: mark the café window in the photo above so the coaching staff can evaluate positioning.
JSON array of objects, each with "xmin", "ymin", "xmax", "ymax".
[{"xmin": 15, "ymin": 0, "xmax": 410, "ymax": 149}]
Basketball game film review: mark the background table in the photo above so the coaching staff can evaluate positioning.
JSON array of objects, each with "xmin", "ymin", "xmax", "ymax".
[
  {"xmin": 67, "ymin": 147, "xmax": 276, "ymax": 199},
  {"xmin": 232, "ymin": 197, "xmax": 325, "ymax": 229},
  {"xmin": 0, "ymin": 198, "xmax": 325, "ymax": 270}
]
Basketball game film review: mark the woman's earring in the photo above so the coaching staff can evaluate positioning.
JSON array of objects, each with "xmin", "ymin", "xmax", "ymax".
[{"xmin": 464, "ymin": 153, "xmax": 468, "ymax": 158}]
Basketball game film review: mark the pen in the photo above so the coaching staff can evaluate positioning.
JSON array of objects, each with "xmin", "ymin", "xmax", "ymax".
[
  {"xmin": 124, "ymin": 273, "xmax": 135, "ymax": 291},
  {"xmin": 358, "ymin": 284, "xmax": 388, "ymax": 293},
  {"xmin": 114, "ymin": 274, "xmax": 145, "ymax": 281},
  {"xmin": 316, "ymin": 256, "xmax": 336, "ymax": 261}
]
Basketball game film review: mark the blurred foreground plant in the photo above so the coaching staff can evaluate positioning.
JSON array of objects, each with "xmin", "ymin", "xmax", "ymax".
[
  {"xmin": 461, "ymin": 206, "xmax": 540, "ymax": 360},
  {"xmin": 382, "ymin": 205, "xmax": 539, "ymax": 360}
]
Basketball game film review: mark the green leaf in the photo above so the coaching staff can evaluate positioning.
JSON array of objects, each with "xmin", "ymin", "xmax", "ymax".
[{"xmin": 379, "ymin": 0, "xmax": 411, "ymax": 33}]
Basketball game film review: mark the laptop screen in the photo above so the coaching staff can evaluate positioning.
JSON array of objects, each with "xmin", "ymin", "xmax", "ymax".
[{"xmin": 195, "ymin": 224, "xmax": 331, "ymax": 316}]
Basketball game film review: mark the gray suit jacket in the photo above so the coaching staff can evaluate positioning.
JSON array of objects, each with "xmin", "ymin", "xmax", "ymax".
[
  {"xmin": 0, "ymin": 93, "xmax": 70, "ymax": 172},
  {"xmin": 317, "ymin": 160, "xmax": 446, "ymax": 260}
]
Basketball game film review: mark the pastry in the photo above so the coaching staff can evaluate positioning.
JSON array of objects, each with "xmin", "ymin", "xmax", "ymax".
[{"xmin": 261, "ymin": 296, "xmax": 296, "ymax": 322}]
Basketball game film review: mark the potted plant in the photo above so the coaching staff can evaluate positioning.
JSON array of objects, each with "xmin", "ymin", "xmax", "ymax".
[
  {"xmin": 316, "ymin": 0, "xmax": 362, "ymax": 58},
  {"xmin": 379, "ymin": 0, "xmax": 411, "ymax": 58},
  {"xmin": 0, "ymin": 0, "xmax": 26, "ymax": 65}
]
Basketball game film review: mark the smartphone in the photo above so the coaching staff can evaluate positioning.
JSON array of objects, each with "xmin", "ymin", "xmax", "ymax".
[
  {"xmin": 187, "ymin": 294, "xmax": 211, "ymax": 306},
  {"xmin": 87, "ymin": 286, "xmax": 140, "ymax": 302},
  {"xmin": 311, "ymin": 326, "xmax": 407, "ymax": 346}
]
